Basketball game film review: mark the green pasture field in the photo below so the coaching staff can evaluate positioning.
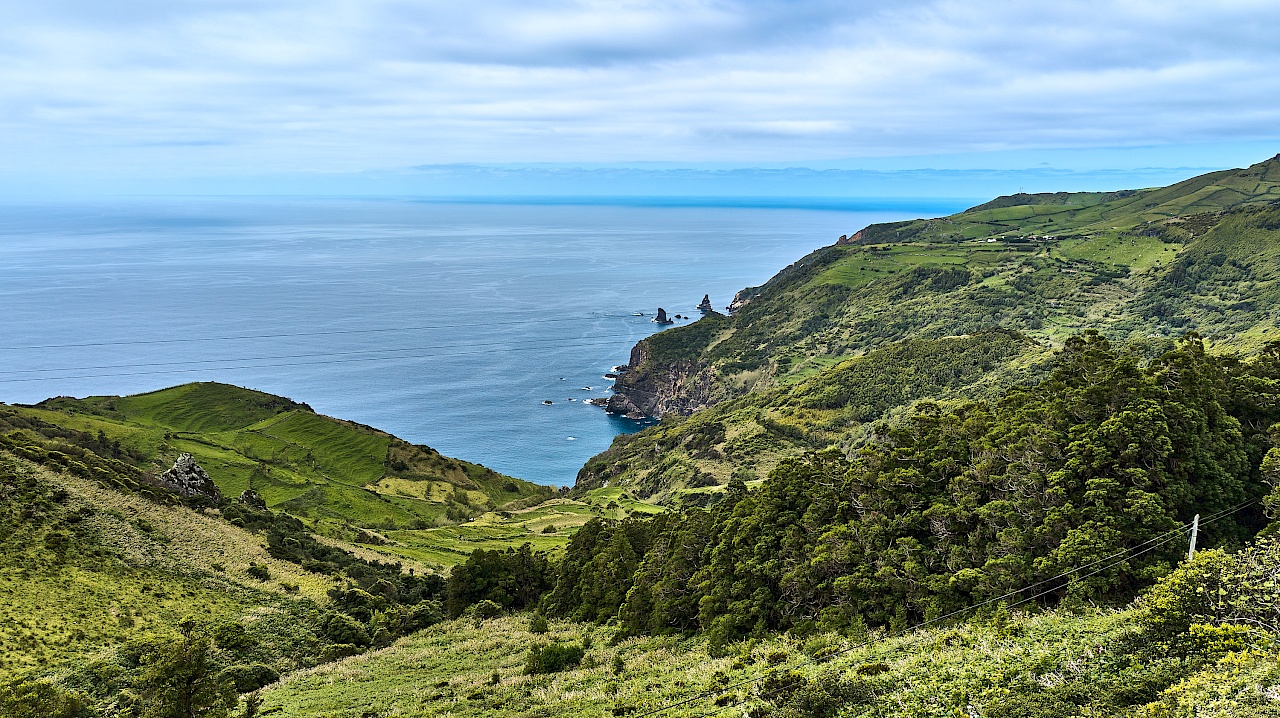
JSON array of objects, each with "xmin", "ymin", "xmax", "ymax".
[{"xmin": 6, "ymin": 382, "xmax": 552, "ymax": 540}]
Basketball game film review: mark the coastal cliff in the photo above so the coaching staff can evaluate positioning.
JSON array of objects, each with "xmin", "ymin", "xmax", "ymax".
[
  {"xmin": 586, "ymin": 155, "xmax": 1280, "ymax": 500},
  {"xmin": 605, "ymin": 340, "xmax": 721, "ymax": 418}
]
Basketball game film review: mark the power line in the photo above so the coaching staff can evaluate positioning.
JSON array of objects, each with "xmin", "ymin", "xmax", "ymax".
[
  {"xmin": 637, "ymin": 498, "xmax": 1256, "ymax": 717},
  {"xmin": 691, "ymin": 501, "xmax": 1257, "ymax": 718},
  {"xmin": 697, "ymin": 531, "xmax": 1192, "ymax": 718}
]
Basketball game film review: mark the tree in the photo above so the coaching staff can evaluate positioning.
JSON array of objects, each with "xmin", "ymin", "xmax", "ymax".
[{"xmin": 139, "ymin": 620, "xmax": 235, "ymax": 718}]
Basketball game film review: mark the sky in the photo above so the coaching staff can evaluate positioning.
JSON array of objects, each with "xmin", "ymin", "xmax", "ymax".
[{"xmin": 2, "ymin": 0, "xmax": 1279, "ymax": 196}]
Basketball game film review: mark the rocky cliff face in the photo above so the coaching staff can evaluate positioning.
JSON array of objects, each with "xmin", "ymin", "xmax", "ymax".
[
  {"xmin": 605, "ymin": 340, "xmax": 721, "ymax": 418},
  {"xmin": 154, "ymin": 453, "xmax": 223, "ymax": 502},
  {"xmin": 726, "ymin": 286, "xmax": 759, "ymax": 314}
]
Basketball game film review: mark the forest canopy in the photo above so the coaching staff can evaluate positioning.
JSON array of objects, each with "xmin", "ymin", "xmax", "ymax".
[{"xmin": 450, "ymin": 334, "xmax": 1280, "ymax": 650}]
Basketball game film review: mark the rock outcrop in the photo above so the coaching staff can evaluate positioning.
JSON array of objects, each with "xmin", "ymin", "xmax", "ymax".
[
  {"xmin": 155, "ymin": 453, "xmax": 223, "ymax": 502},
  {"xmin": 727, "ymin": 287, "xmax": 759, "ymax": 314},
  {"xmin": 837, "ymin": 228, "xmax": 867, "ymax": 245},
  {"xmin": 605, "ymin": 339, "xmax": 721, "ymax": 419},
  {"xmin": 239, "ymin": 489, "xmax": 267, "ymax": 509},
  {"xmin": 654, "ymin": 308, "xmax": 674, "ymax": 325},
  {"xmin": 697, "ymin": 294, "xmax": 714, "ymax": 312}
]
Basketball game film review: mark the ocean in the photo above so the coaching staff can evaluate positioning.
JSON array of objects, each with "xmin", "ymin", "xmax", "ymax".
[{"xmin": 0, "ymin": 197, "xmax": 965, "ymax": 485}]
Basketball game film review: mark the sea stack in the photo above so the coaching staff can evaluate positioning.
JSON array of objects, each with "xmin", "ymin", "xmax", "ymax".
[
  {"xmin": 697, "ymin": 294, "xmax": 714, "ymax": 312},
  {"xmin": 654, "ymin": 308, "xmax": 674, "ymax": 325}
]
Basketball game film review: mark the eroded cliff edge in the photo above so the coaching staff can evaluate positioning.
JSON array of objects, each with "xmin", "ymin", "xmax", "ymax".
[{"xmin": 604, "ymin": 337, "xmax": 722, "ymax": 418}]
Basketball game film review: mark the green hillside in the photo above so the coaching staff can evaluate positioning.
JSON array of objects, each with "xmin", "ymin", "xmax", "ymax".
[
  {"xmin": 10, "ymin": 382, "xmax": 553, "ymax": 538},
  {"xmin": 259, "ymin": 337, "xmax": 1280, "ymax": 718},
  {"xmin": 579, "ymin": 331, "xmax": 1038, "ymax": 500},
  {"xmin": 0, "ymin": 384, "xmax": 659, "ymax": 716},
  {"xmin": 257, "ymin": 563, "xmax": 1280, "ymax": 718},
  {"xmin": 12, "ymin": 332, "xmax": 1277, "ymax": 717},
  {"xmin": 597, "ymin": 155, "xmax": 1280, "ymax": 499},
  {"xmin": 6, "ymin": 159, "xmax": 1280, "ymax": 718},
  {"xmin": 0, "ymin": 454, "xmax": 334, "ymax": 680},
  {"xmin": 267, "ymin": 333, "xmax": 1277, "ymax": 718}
]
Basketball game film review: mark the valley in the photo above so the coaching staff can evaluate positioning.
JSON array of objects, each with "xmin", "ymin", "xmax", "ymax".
[{"xmin": 5, "ymin": 157, "xmax": 1280, "ymax": 718}]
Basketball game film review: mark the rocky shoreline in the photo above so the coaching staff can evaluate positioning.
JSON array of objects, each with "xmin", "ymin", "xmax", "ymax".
[{"xmin": 602, "ymin": 323, "xmax": 721, "ymax": 420}]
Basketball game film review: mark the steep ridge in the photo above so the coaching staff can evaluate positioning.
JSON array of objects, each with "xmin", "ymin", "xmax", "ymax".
[
  {"xmin": 611, "ymin": 154, "xmax": 1280, "ymax": 420},
  {"xmin": 593, "ymin": 154, "xmax": 1280, "ymax": 499}
]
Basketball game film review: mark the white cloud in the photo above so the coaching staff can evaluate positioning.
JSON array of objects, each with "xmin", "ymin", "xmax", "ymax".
[{"xmin": 0, "ymin": 0, "xmax": 1277, "ymax": 179}]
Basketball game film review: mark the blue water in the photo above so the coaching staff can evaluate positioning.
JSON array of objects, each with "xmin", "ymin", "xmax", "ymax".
[{"xmin": 0, "ymin": 197, "xmax": 959, "ymax": 485}]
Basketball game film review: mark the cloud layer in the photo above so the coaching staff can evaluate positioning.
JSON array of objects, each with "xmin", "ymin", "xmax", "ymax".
[{"xmin": 1, "ymin": 0, "xmax": 1278, "ymax": 177}]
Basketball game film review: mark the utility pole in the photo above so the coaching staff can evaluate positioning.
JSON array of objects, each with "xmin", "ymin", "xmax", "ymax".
[{"xmin": 1188, "ymin": 514, "xmax": 1199, "ymax": 560}]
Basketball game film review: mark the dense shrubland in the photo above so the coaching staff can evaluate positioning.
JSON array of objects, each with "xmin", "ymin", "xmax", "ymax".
[
  {"xmin": 451, "ymin": 336, "xmax": 1280, "ymax": 654},
  {"xmin": 577, "ymin": 331, "xmax": 1037, "ymax": 498}
]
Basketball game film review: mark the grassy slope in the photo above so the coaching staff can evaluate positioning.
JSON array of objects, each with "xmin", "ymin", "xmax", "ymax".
[
  {"xmin": 3, "ymin": 383, "xmax": 664, "ymax": 570},
  {"xmin": 0, "ymin": 389, "xmax": 663, "ymax": 689},
  {"xmin": 0, "ymin": 453, "xmax": 329, "ymax": 680},
  {"xmin": 579, "ymin": 331, "xmax": 1040, "ymax": 500},
  {"xmin": 12, "ymin": 382, "xmax": 554, "ymax": 545},
  {"xmin": 859, "ymin": 154, "xmax": 1280, "ymax": 245},
  {"xmin": 368, "ymin": 488, "xmax": 667, "ymax": 567},
  {"xmin": 258, "ymin": 606, "xmax": 1270, "ymax": 718},
  {"xmin": 594, "ymin": 156, "xmax": 1280, "ymax": 499}
]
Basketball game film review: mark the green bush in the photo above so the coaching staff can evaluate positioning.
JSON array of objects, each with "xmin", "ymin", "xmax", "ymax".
[
  {"xmin": 137, "ymin": 623, "xmax": 236, "ymax": 718},
  {"xmin": 217, "ymin": 664, "xmax": 279, "ymax": 694},
  {"xmin": 323, "ymin": 613, "xmax": 371, "ymax": 647},
  {"xmin": 524, "ymin": 643, "xmax": 586, "ymax": 675},
  {"xmin": 473, "ymin": 599, "xmax": 504, "ymax": 620},
  {"xmin": 211, "ymin": 622, "xmax": 255, "ymax": 653},
  {"xmin": 319, "ymin": 644, "xmax": 362, "ymax": 663},
  {"xmin": 1140, "ymin": 538, "xmax": 1280, "ymax": 651},
  {"xmin": 529, "ymin": 614, "xmax": 549, "ymax": 634},
  {"xmin": 754, "ymin": 670, "xmax": 870, "ymax": 718},
  {"xmin": 0, "ymin": 677, "xmax": 90, "ymax": 718}
]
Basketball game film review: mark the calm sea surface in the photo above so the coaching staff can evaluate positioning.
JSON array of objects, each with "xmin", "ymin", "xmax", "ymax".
[{"xmin": 0, "ymin": 197, "xmax": 963, "ymax": 485}]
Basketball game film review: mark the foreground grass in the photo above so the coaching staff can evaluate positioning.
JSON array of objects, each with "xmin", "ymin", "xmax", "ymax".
[
  {"xmin": 0, "ymin": 457, "xmax": 331, "ymax": 679},
  {"xmin": 260, "ymin": 607, "xmax": 1278, "ymax": 717}
]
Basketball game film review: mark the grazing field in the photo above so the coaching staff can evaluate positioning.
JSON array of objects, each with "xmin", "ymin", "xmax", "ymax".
[
  {"xmin": 364, "ymin": 491, "xmax": 666, "ymax": 567},
  {"xmin": 6, "ymin": 382, "xmax": 553, "ymax": 544}
]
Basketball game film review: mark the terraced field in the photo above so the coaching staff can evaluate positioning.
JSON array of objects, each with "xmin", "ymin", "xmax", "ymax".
[{"xmin": 4, "ymin": 383, "xmax": 554, "ymax": 549}]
